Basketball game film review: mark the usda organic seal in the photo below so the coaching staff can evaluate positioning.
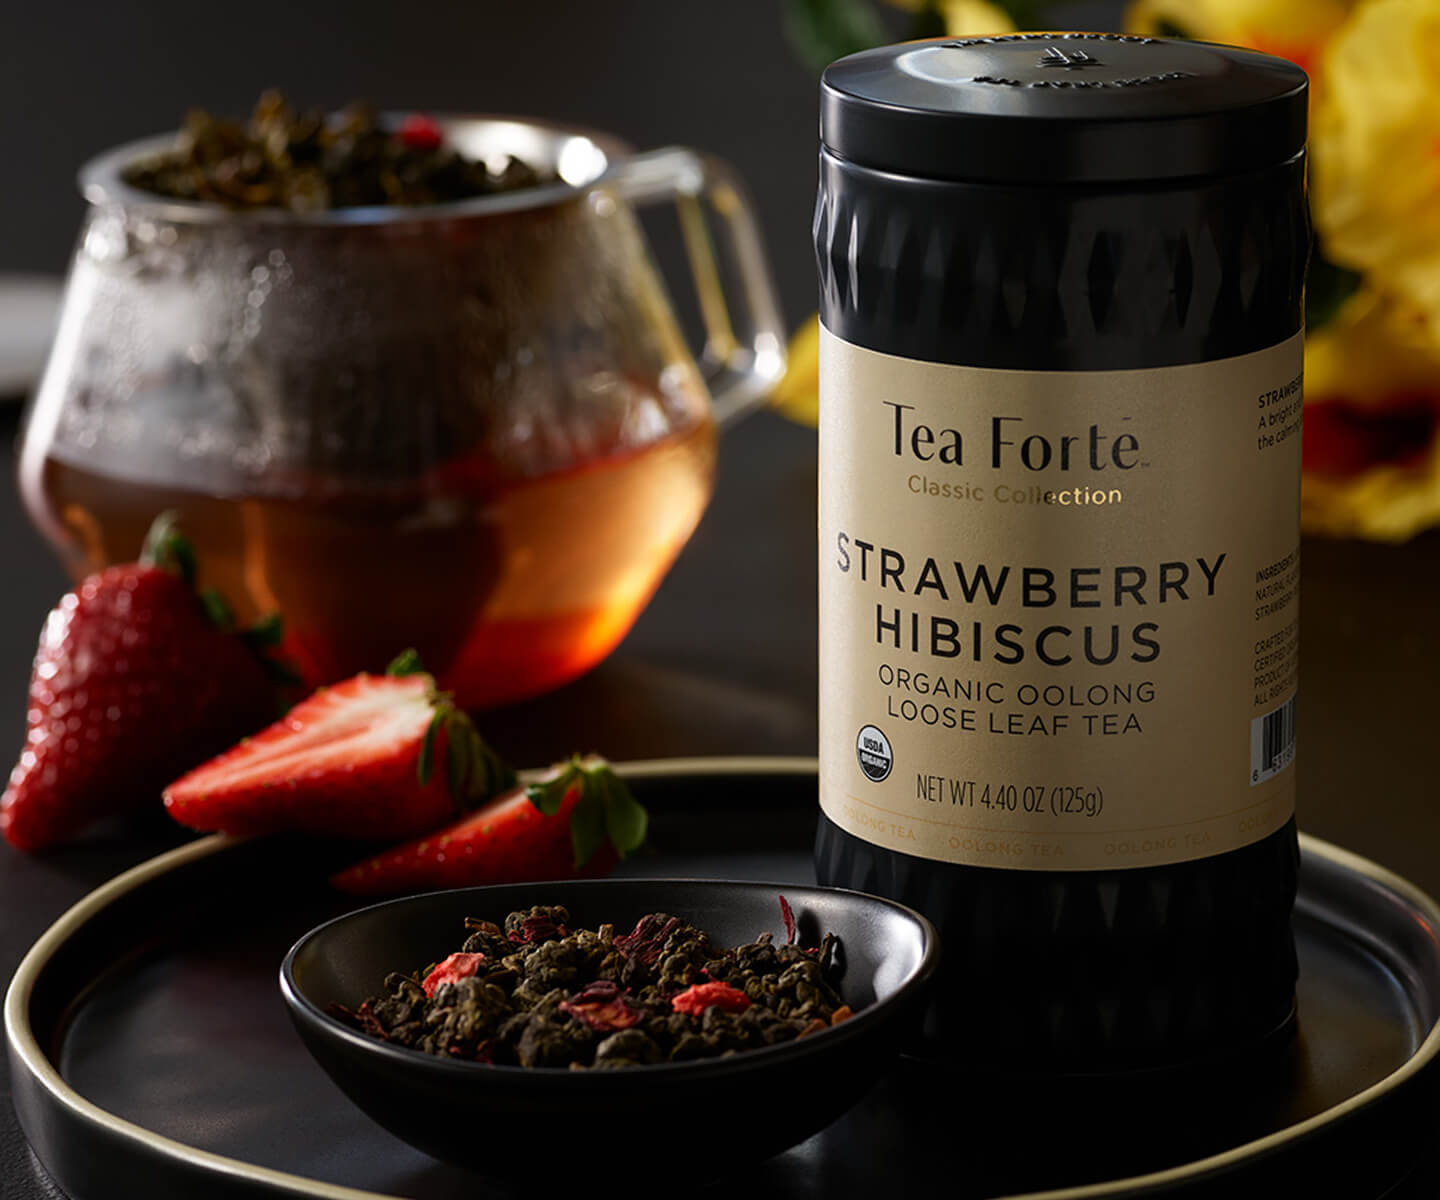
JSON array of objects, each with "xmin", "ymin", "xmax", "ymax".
[{"xmin": 856, "ymin": 725, "xmax": 893, "ymax": 782}]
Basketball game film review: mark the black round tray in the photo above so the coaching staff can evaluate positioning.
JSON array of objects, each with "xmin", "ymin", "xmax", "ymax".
[{"xmin": 8, "ymin": 759, "xmax": 1440, "ymax": 1199}]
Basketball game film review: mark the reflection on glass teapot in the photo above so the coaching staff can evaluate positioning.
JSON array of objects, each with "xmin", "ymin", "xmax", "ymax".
[{"xmin": 19, "ymin": 118, "xmax": 785, "ymax": 708}]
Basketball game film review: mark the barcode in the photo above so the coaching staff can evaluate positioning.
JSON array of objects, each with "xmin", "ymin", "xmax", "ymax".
[{"xmin": 1250, "ymin": 695, "xmax": 1297, "ymax": 785}]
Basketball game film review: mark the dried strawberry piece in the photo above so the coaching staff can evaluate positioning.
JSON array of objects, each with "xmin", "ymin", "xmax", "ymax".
[
  {"xmin": 421, "ymin": 951, "xmax": 485, "ymax": 997},
  {"xmin": 560, "ymin": 980, "xmax": 642, "ymax": 1031},
  {"xmin": 398, "ymin": 114, "xmax": 444, "ymax": 151},
  {"xmin": 670, "ymin": 981, "xmax": 750, "ymax": 1015}
]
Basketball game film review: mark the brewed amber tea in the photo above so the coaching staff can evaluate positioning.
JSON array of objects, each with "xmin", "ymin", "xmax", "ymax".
[{"xmin": 26, "ymin": 414, "xmax": 714, "ymax": 708}]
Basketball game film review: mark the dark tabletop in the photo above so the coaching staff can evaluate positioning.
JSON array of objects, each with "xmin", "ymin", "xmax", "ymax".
[{"xmin": 2, "ymin": 401, "xmax": 1438, "ymax": 1197}]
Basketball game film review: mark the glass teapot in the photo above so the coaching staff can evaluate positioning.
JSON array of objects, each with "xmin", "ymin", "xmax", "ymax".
[{"xmin": 19, "ymin": 119, "xmax": 785, "ymax": 708}]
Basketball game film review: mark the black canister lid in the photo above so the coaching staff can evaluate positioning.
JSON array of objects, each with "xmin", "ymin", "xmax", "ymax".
[{"xmin": 821, "ymin": 33, "xmax": 1307, "ymax": 183}]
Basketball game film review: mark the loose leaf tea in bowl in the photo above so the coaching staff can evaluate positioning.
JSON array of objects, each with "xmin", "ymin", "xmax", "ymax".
[
  {"xmin": 124, "ymin": 90, "xmax": 554, "ymax": 210},
  {"xmin": 282, "ymin": 878, "xmax": 938, "ymax": 1171},
  {"xmin": 328, "ymin": 899, "xmax": 852, "ymax": 1069}
]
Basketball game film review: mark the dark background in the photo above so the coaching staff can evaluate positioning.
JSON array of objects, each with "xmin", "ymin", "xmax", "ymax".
[{"xmin": 0, "ymin": 0, "xmax": 1121, "ymax": 313}]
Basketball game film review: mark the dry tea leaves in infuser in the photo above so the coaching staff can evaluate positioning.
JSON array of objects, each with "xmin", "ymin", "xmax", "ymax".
[{"xmin": 125, "ymin": 90, "xmax": 555, "ymax": 210}]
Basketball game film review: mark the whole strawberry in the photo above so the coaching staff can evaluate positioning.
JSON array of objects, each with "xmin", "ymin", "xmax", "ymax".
[{"xmin": 2, "ymin": 514, "xmax": 286, "ymax": 852}]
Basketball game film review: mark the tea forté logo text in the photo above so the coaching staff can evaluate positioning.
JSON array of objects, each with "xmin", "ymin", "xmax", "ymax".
[{"xmin": 885, "ymin": 401, "xmax": 1142, "ymax": 473}]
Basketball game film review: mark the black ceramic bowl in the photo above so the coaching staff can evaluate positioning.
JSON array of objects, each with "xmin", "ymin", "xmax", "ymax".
[{"xmin": 280, "ymin": 878, "xmax": 938, "ymax": 1173}]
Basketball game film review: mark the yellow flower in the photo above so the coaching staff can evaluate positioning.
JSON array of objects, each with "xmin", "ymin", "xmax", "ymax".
[
  {"xmin": 1306, "ymin": 288, "xmax": 1440, "ymax": 403},
  {"xmin": 883, "ymin": 0, "xmax": 1014, "ymax": 32},
  {"xmin": 1120, "ymin": 0, "xmax": 1440, "ymax": 539},
  {"xmin": 1312, "ymin": 0, "xmax": 1440, "ymax": 343},
  {"xmin": 1127, "ymin": 0, "xmax": 1352, "ymax": 96},
  {"xmin": 934, "ymin": 0, "xmax": 1014, "ymax": 33},
  {"xmin": 1301, "ymin": 288, "xmax": 1440, "ymax": 541},
  {"xmin": 771, "ymin": 315, "xmax": 820, "ymax": 428},
  {"xmin": 1302, "ymin": 439, "xmax": 1440, "ymax": 542}
]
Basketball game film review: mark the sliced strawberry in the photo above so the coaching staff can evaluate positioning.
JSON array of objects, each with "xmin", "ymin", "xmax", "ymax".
[
  {"xmin": 329, "ymin": 784, "xmax": 609, "ymax": 894},
  {"xmin": 559, "ymin": 981, "xmax": 642, "ymax": 1031},
  {"xmin": 163, "ymin": 654, "xmax": 512, "ymax": 840},
  {"xmin": 330, "ymin": 756, "xmax": 648, "ymax": 896}
]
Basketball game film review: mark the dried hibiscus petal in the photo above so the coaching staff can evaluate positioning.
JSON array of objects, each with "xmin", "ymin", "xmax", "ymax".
[
  {"xmin": 560, "ymin": 980, "xmax": 642, "ymax": 1031},
  {"xmin": 614, "ymin": 914, "xmax": 682, "ymax": 965},
  {"xmin": 506, "ymin": 911, "xmax": 568, "ymax": 944},
  {"xmin": 328, "ymin": 999, "xmax": 389, "ymax": 1040},
  {"xmin": 421, "ymin": 951, "xmax": 485, "ymax": 997},
  {"xmin": 670, "ymin": 981, "xmax": 750, "ymax": 1015},
  {"xmin": 779, "ymin": 894, "xmax": 798, "ymax": 946}
]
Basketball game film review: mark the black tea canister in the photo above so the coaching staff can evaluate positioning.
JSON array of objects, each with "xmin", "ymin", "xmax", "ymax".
[{"xmin": 814, "ymin": 33, "xmax": 1309, "ymax": 1073}]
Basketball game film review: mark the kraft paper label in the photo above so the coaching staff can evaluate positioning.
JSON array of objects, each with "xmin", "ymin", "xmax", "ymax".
[{"xmin": 818, "ymin": 327, "xmax": 1303, "ymax": 871}]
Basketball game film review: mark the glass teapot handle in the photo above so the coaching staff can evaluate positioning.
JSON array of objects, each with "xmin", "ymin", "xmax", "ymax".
[{"xmin": 604, "ymin": 148, "xmax": 787, "ymax": 428}]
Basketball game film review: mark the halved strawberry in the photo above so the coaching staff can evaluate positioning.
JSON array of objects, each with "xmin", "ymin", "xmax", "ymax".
[
  {"xmin": 331, "ymin": 755, "xmax": 648, "ymax": 896},
  {"xmin": 162, "ymin": 653, "xmax": 511, "ymax": 840}
]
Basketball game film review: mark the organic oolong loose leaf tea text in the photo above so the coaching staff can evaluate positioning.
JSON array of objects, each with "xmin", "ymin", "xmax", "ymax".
[
  {"xmin": 813, "ymin": 33, "xmax": 1308, "ymax": 1073},
  {"xmin": 328, "ymin": 900, "xmax": 852, "ymax": 1068}
]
